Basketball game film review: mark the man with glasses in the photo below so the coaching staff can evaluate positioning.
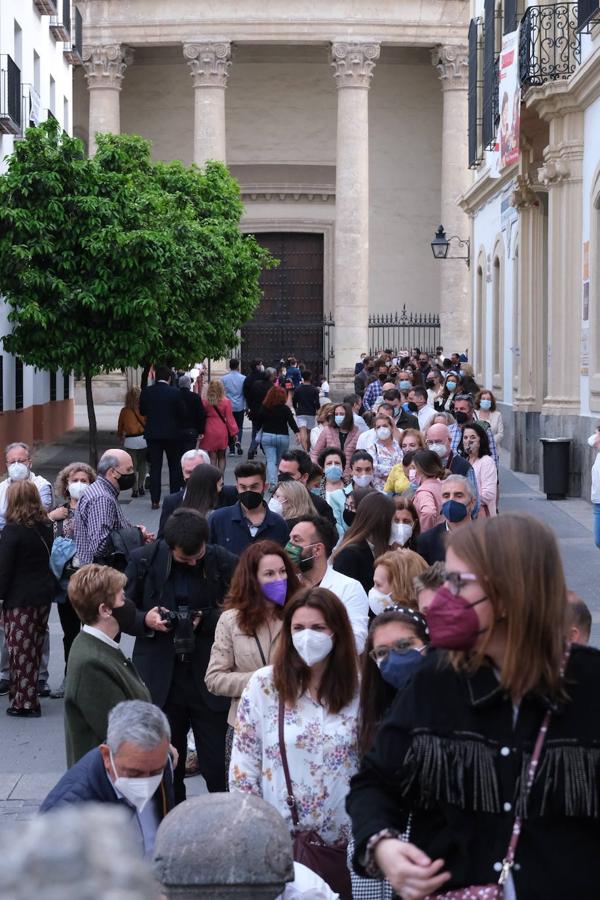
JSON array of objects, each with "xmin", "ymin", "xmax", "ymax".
[
  {"xmin": 286, "ymin": 515, "xmax": 369, "ymax": 653},
  {"xmin": 75, "ymin": 449, "xmax": 154, "ymax": 566},
  {"xmin": 416, "ymin": 475, "xmax": 476, "ymax": 565}
]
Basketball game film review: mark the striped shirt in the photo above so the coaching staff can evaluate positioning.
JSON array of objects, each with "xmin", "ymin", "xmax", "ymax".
[{"xmin": 74, "ymin": 476, "xmax": 131, "ymax": 565}]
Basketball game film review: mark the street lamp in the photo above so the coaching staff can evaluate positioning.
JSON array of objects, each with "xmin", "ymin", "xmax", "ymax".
[{"xmin": 430, "ymin": 225, "xmax": 470, "ymax": 268}]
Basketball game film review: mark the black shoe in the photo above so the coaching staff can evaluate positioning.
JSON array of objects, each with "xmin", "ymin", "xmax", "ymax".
[
  {"xmin": 131, "ymin": 490, "xmax": 139, "ymax": 498},
  {"xmin": 138, "ymin": 487, "xmax": 145, "ymax": 496},
  {"xmin": 247, "ymin": 451, "xmax": 255, "ymax": 460},
  {"xmin": 151, "ymin": 502, "xmax": 160, "ymax": 510},
  {"xmin": 51, "ymin": 678, "xmax": 65, "ymax": 699},
  {"xmin": 0, "ymin": 679, "xmax": 9, "ymax": 696},
  {"xmin": 7, "ymin": 707, "xmax": 41, "ymax": 718},
  {"xmin": 236, "ymin": 442, "xmax": 243, "ymax": 456},
  {"xmin": 37, "ymin": 683, "xmax": 51, "ymax": 698},
  {"xmin": 229, "ymin": 450, "xmax": 236, "ymax": 457}
]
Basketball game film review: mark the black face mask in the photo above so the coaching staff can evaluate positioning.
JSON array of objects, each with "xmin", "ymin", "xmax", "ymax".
[
  {"xmin": 299, "ymin": 551, "xmax": 316, "ymax": 573},
  {"xmin": 277, "ymin": 472, "xmax": 294, "ymax": 483},
  {"xmin": 343, "ymin": 509, "xmax": 356, "ymax": 528},
  {"xmin": 406, "ymin": 401, "xmax": 418, "ymax": 413},
  {"xmin": 239, "ymin": 490, "xmax": 263, "ymax": 510},
  {"xmin": 111, "ymin": 597, "xmax": 138, "ymax": 634},
  {"xmin": 455, "ymin": 411, "xmax": 470, "ymax": 426},
  {"xmin": 115, "ymin": 472, "xmax": 136, "ymax": 492},
  {"xmin": 378, "ymin": 374, "xmax": 388, "ymax": 383}
]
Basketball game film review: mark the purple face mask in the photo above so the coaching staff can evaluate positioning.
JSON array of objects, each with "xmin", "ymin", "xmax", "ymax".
[
  {"xmin": 261, "ymin": 578, "xmax": 288, "ymax": 606},
  {"xmin": 426, "ymin": 586, "xmax": 487, "ymax": 651}
]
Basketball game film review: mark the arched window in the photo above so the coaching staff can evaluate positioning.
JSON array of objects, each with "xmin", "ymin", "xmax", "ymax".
[
  {"xmin": 476, "ymin": 251, "xmax": 487, "ymax": 383},
  {"xmin": 492, "ymin": 238, "xmax": 505, "ymax": 398}
]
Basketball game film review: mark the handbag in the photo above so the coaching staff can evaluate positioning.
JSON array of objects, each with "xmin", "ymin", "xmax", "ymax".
[
  {"xmin": 278, "ymin": 696, "xmax": 352, "ymax": 900},
  {"xmin": 213, "ymin": 403, "xmax": 237, "ymax": 439},
  {"xmin": 427, "ymin": 647, "xmax": 571, "ymax": 900}
]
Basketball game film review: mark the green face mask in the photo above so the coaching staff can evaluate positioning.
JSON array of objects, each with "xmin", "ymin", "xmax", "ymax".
[{"xmin": 285, "ymin": 542, "xmax": 303, "ymax": 565}]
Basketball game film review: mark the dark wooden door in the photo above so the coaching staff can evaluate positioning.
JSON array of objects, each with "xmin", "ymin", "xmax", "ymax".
[{"xmin": 241, "ymin": 233, "xmax": 325, "ymax": 376}]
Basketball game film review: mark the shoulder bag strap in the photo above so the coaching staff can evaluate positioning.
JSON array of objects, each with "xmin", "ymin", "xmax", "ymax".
[
  {"xmin": 278, "ymin": 695, "xmax": 300, "ymax": 828},
  {"xmin": 498, "ymin": 644, "xmax": 571, "ymax": 886},
  {"xmin": 253, "ymin": 633, "xmax": 267, "ymax": 667}
]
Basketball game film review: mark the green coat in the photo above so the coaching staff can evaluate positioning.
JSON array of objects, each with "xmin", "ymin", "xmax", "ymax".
[{"xmin": 64, "ymin": 630, "xmax": 151, "ymax": 768}]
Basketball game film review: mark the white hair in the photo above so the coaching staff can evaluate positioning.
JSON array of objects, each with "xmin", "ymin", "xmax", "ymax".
[
  {"xmin": 106, "ymin": 701, "xmax": 170, "ymax": 754},
  {"xmin": 5, "ymin": 442, "xmax": 30, "ymax": 459},
  {"xmin": 181, "ymin": 448, "xmax": 209, "ymax": 466},
  {"xmin": 444, "ymin": 473, "xmax": 474, "ymax": 499},
  {"xmin": 97, "ymin": 453, "xmax": 120, "ymax": 477}
]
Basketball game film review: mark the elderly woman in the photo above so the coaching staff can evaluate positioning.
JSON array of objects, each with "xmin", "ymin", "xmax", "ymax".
[
  {"xmin": 48, "ymin": 462, "xmax": 96, "ymax": 698},
  {"xmin": 64, "ymin": 563, "xmax": 150, "ymax": 767}
]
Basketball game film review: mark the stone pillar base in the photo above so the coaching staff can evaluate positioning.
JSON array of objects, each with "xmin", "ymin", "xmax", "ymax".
[{"xmin": 328, "ymin": 368, "xmax": 357, "ymax": 400}]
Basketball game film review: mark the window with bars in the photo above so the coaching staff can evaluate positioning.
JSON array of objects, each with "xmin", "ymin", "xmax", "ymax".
[
  {"xmin": 483, "ymin": 0, "xmax": 498, "ymax": 150},
  {"xmin": 578, "ymin": 0, "xmax": 600, "ymax": 29},
  {"xmin": 468, "ymin": 18, "xmax": 484, "ymax": 168},
  {"xmin": 15, "ymin": 358, "xmax": 23, "ymax": 410},
  {"xmin": 50, "ymin": 370, "xmax": 57, "ymax": 401},
  {"xmin": 63, "ymin": 371, "xmax": 70, "ymax": 400}
]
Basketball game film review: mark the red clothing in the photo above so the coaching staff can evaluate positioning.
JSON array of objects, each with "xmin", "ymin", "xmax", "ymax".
[{"xmin": 199, "ymin": 399, "xmax": 237, "ymax": 452}]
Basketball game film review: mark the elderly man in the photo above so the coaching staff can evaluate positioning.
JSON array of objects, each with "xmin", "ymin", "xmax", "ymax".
[
  {"xmin": 74, "ymin": 449, "xmax": 153, "ymax": 566},
  {"xmin": 40, "ymin": 700, "xmax": 175, "ymax": 857},
  {"xmin": 0, "ymin": 442, "xmax": 53, "ymax": 697},
  {"xmin": 416, "ymin": 474, "xmax": 476, "ymax": 565},
  {"xmin": 157, "ymin": 448, "xmax": 238, "ymax": 538}
]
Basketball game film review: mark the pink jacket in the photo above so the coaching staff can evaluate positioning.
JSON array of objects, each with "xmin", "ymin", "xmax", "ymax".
[
  {"xmin": 310, "ymin": 425, "xmax": 360, "ymax": 476},
  {"xmin": 414, "ymin": 478, "xmax": 444, "ymax": 533},
  {"xmin": 199, "ymin": 399, "xmax": 237, "ymax": 452},
  {"xmin": 472, "ymin": 455, "xmax": 498, "ymax": 517}
]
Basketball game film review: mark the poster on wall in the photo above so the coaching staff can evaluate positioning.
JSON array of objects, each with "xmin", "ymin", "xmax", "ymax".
[{"xmin": 498, "ymin": 29, "xmax": 521, "ymax": 171}]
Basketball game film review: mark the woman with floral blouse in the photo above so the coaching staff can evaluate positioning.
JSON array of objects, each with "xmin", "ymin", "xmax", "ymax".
[{"xmin": 229, "ymin": 585, "xmax": 360, "ymax": 899}]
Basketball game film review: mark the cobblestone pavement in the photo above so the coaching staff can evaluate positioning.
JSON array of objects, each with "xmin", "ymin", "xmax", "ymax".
[{"xmin": 1, "ymin": 423, "xmax": 598, "ymax": 828}]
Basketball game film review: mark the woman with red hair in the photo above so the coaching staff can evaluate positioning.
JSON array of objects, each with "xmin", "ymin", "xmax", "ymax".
[
  {"xmin": 254, "ymin": 385, "xmax": 300, "ymax": 488},
  {"xmin": 205, "ymin": 539, "xmax": 300, "ymax": 773}
]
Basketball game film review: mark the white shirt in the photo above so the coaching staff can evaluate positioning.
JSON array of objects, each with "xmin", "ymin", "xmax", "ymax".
[
  {"xmin": 416, "ymin": 404, "xmax": 436, "ymax": 432},
  {"xmin": 592, "ymin": 453, "xmax": 600, "ymax": 503},
  {"xmin": 0, "ymin": 472, "xmax": 53, "ymax": 529},
  {"xmin": 319, "ymin": 566, "xmax": 369, "ymax": 654},
  {"xmin": 356, "ymin": 427, "xmax": 377, "ymax": 451},
  {"xmin": 82, "ymin": 624, "xmax": 123, "ymax": 652},
  {"xmin": 353, "ymin": 412, "xmax": 369, "ymax": 433}
]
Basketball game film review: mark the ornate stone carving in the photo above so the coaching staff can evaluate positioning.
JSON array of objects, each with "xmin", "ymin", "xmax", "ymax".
[
  {"xmin": 432, "ymin": 44, "xmax": 469, "ymax": 89},
  {"xmin": 509, "ymin": 175, "xmax": 540, "ymax": 209},
  {"xmin": 183, "ymin": 42, "xmax": 232, "ymax": 89},
  {"xmin": 537, "ymin": 158, "xmax": 570, "ymax": 186},
  {"xmin": 82, "ymin": 44, "xmax": 134, "ymax": 90},
  {"xmin": 330, "ymin": 42, "xmax": 380, "ymax": 88}
]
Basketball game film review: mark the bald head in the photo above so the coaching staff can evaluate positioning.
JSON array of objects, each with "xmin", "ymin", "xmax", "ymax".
[
  {"xmin": 98, "ymin": 449, "xmax": 134, "ymax": 491},
  {"xmin": 426, "ymin": 423, "xmax": 451, "ymax": 456}
]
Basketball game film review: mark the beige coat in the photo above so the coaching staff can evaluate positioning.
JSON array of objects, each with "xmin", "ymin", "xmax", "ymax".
[{"xmin": 205, "ymin": 608, "xmax": 283, "ymax": 727}]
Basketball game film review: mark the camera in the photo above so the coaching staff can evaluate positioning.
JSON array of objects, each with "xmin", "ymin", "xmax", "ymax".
[{"xmin": 161, "ymin": 603, "xmax": 196, "ymax": 657}]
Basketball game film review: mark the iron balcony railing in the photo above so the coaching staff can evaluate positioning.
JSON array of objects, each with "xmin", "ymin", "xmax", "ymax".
[
  {"xmin": 34, "ymin": 0, "xmax": 58, "ymax": 13},
  {"xmin": 368, "ymin": 308, "xmax": 441, "ymax": 357},
  {"xmin": 0, "ymin": 55, "xmax": 22, "ymax": 135},
  {"xmin": 50, "ymin": 0, "xmax": 71, "ymax": 41},
  {"xmin": 64, "ymin": 7, "xmax": 83, "ymax": 65},
  {"xmin": 519, "ymin": 4, "xmax": 581, "ymax": 89}
]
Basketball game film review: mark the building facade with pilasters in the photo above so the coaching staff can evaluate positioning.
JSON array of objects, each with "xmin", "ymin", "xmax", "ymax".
[
  {"xmin": 74, "ymin": 0, "xmax": 472, "ymax": 388},
  {"xmin": 461, "ymin": 0, "xmax": 600, "ymax": 499}
]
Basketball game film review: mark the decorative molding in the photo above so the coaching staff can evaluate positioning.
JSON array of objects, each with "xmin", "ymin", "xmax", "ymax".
[
  {"xmin": 509, "ymin": 175, "xmax": 541, "ymax": 209},
  {"xmin": 537, "ymin": 158, "xmax": 570, "ymax": 186},
  {"xmin": 458, "ymin": 161, "xmax": 519, "ymax": 216},
  {"xmin": 240, "ymin": 184, "xmax": 335, "ymax": 203},
  {"xmin": 432, "ymin": 44, "xmax": 468, "ymax": 90},
  {"xmin": 330, "ymin": 42, "xmax": 380, "ymax": 89},
  {"xmin": 183, "ymin": 42, "xmax": 232, "ymax": 88},
  {"xmin": 82, "ymin": 44, "xmax": 134, "ymax": 90}
]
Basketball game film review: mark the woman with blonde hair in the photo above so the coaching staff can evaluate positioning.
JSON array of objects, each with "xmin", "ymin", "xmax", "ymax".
[
  {"xmin": 199, "ymin": 380, "xmax": 238, "ymax": 474},
  {"xmin": 349, "ymin": 514, "xmax": 600, "ymax": 898},
  {"xmin": 117, "ymin": 386, "xmax": 147, "ymax": 497},
  {"xmin": 310, "ymin": 403, "xmax": 335, "ymax": 450},
  {"xmin": 268, "ymin": 478, "xmax": 317, "ymax": 529},
  {"xmin": 367, "ymin": 549, "xmax": 428, "ymax": 615}
]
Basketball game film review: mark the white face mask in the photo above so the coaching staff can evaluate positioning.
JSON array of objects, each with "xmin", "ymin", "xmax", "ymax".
[
  {"xmin": 368, "ymin": 586, "xmax": 394, "ymax": 616},
  {"xmin": 353, "ymin": 474, "xmax": 373, "ymax": 488},
  {"xmin": 390, "ymin": 522, "xmax": 413, "ymax": 546},
  {"xmin": 110, "ymin": 751, "xmax": 163, "ymax": 814},
  {"xmin": 8, "ymin": 462, "xmax": 29, "ymax": 482},
  {"xmin": 292, "ymin": 629, "xmax": 333, "ymax": 667},
  {"xmin": 68, "ymin": 480, "xmax": 88, "ymax": 501},
  {"xmin": 376, "ymin": 426, "xmax": 391, "ymax": 441},
  {"xmin": 268, "ymin": 496, "xmax": 284, "ymax": 516},
  {"xmin": 428, "ymin": 442, "xmax": 448, "ymax": 460},
  {"xmin": 588, "ymin": 433, "xmax": 599, "ymax": 448}
]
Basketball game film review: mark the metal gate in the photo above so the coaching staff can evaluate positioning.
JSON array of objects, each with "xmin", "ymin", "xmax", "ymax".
[{"xmin": 368, "ymin": 307, "xmax": 441, "ymax": 356}]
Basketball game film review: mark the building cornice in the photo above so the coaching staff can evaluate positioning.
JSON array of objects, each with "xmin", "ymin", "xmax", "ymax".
[
  {"xmin": 526, "ymin": 42, "xmax": 600, "ymax": 117},
  {"xmin": 458, "ymin": 161, "xmax": 519, "ymax": 216},
  {"xmin": 240, "ymin": 184, "xmax": 335, "ymax": 203}
]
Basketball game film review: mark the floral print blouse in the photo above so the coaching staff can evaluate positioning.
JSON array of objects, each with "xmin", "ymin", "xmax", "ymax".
[
  {"xmin": 229, "ymin": 666, "xmax": 360, "ymax": 846},
  {"xmin": 370, "ymin": 440, "xmax": 403, "ymax": 491}
]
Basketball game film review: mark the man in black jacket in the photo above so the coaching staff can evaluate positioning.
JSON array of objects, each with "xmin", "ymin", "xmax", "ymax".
[
  {"xmin": 124, "ymin": 509, "xmax": 237, "ymax": 801},
  {"xmin": 178, "ymin": 375, "xmax": 206, "ymax": 455},
  {"xmin": 242, "ymin": 359, "xmax": 271, "ymax": 459},
  {"xmin": 139, "ymin": 365, "xmax": 186, "ymax": 509},
  {"xmin": 157, "ymin": 449, "xmax": 238, "ymax": 539}
]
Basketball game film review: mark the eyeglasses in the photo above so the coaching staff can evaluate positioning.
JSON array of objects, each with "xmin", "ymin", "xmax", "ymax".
[
  {"xmin": 370, "ymin": 638, "xmax": 425, "ymax": 663},
  {"xmin": 443, "ymin": 571, "xmax": 479, "ymax": 596}
]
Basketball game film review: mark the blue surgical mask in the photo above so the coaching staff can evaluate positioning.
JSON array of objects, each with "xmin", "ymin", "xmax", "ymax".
[
  {"xmin": 379, "ymin": 648, "xmax": 424, "ymax": 691},
  {"xmin": 325, "ymin": 465, "xmax": 343, "ymax": 482},
  {"xmin": 399, "ymin": 380, "xmax": 412, "ymax": 391},
  {"xmin": 334, "ymin": 414, "xmax": 345, "ymax": 427},
  {"xmin": 441, "ymin": 498, "xmax": 469, "ymax": 523},
  {"xmin": 446, "ymin": 380, "xmax": 457, "ymax": 392},
  {"xmin": 479, "ymin": 399, "xmax": 492, "ymax": 410}
]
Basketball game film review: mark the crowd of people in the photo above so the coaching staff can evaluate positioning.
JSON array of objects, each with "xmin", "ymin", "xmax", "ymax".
[{"xmin": 1, "ymin": 344, "xmax": 598, "ymax": 900}]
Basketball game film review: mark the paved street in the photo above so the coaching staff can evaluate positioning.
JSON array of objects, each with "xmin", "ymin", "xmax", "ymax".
[{"xmin": 0, "ymin": 419, "xmax": 598, "ymax": 830}]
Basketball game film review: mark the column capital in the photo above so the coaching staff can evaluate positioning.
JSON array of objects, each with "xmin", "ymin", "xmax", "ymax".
[
  {"xmin": 432, "ymin": 44, "xmax": 468, "ymax": 90},
  {"xmin": 183, "ymin": 42, "xmax": 232, "ymax": 89},
  {"xmin": 82, "ymin": 44, "xmax": 134, "ymax": 91},
  {"xmin": 330, "ymin": 42, "xmax": 380, "ymax": 89}
]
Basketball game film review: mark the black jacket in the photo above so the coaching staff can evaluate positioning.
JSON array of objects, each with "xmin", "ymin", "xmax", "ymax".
[
  {"xmin": 0, "ymin": 521, "xmax": 55, "ymax": 608},
  {"xmin": 348, "ymin": 646, "xmax": 600, "ymax": 899},
  {"xmin": 157, "ymin": 484, "xmax": 239, "ymax": 539},
  {"xmin": 396, "ymin": 410, "xmax": 419, "ymax": 431},
  {"xmin": 255, "ymin": 403, "xmax": 299, "ymax": 436},
  {"xmin": 243, "ymin": 371, "xmax": 271, "ymax": 416},
  {"xmin": 415, "ymin": 521, "xmax": 447, "ymax": 565},
  {"xmin": 124, "ymin": 540, "xmax": 237, "ymax": 710},
  {"xmin": 179, "ymin": 387, "xmax": 206, "ymax": 435},
  {"xmin": 40, "ymin": 747, "xmax": 175, "ymax": 820},
  {"xmin": 332, "ymin": 540, "xmax": 375, "ymax": 593},
  {"xmin": 139, "ymin": 381, "xmax": 185, "ymax": 440}
]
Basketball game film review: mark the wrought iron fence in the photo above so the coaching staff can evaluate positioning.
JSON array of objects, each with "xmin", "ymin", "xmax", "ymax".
[
  {"xmin": 368, "ymin": 307, "xmax": 441, "ymax": 357},
  {"xmin": 0, "ymin": 55, "xmax": 21, "ymax": 135},
  {"xmin": 519, "ymin": 4, "xmax": 581, "ymax": 89}
]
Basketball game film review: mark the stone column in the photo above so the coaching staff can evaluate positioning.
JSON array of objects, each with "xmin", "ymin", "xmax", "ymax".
[
  {"xmin": 432, "ymin": 45, "xmax": 471, "ymax": 356},
  {"xmin": 330, "ymin": 41, "xmax": 380, "ymax": 382},
  {"xmin": 82, "ymin": 44, "xmax": 134, "ymax": 155},
  {"xmin": 183, "ymin": 42, "xmax": 231, "ymax": 167}
]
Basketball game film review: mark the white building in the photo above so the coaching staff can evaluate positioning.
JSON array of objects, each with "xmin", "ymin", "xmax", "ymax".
[
  {"xmin": 0, "ymin": 0, "xmax": 80, "ymax": 449},
  {"xmin": 461, "ymin": 0, "xmax": 600, "ymax": 499}
]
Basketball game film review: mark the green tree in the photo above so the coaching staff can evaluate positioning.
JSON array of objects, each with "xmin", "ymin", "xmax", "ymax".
[{"xmin": 0, "ymin": 121, "xmax": 270, "ymax": 464}]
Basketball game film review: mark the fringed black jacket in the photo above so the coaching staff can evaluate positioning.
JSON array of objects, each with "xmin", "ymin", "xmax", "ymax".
[{"xmin": 348, "ymin": 646, "xmax": 600, "ymax": 899}]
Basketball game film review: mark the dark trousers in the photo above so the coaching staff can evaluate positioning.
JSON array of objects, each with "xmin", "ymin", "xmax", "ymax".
[
  {"xmin": 163, "ymin": 660, "xmax": 229, "ymax": 803},
  {"xmin": 147, "ymin": 438, "xmax": 183, "ymax": 504},
  {"xmin": 228, "ymin": 410, "xmax": 245, "ymax": 451},
  {"xmin": 57, "ymin": 596, "xmax": 81, "ymax": 673},
  {"xmin": 180, "ymin": 431, "xmax": 199, "ymax": 456},
  {"xmin": 4, "ymin": 605, "xmax": 50, "ymax": 711}
]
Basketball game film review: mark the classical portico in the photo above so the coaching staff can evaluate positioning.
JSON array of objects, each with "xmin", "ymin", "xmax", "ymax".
[{"xmin": 77, "ymin": 1, "xmax": 471, "ymax": 381}]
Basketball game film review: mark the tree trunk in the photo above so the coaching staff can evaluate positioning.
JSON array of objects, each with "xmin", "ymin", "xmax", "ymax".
[{"xmin": 85, "ymin": 372, "xmax": 98, "ymax": 469}]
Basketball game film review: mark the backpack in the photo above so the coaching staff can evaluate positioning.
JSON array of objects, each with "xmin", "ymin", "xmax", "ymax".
[{"xmin": 102, "ymin": 526, "xmax": 145, "ymax": 572}]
